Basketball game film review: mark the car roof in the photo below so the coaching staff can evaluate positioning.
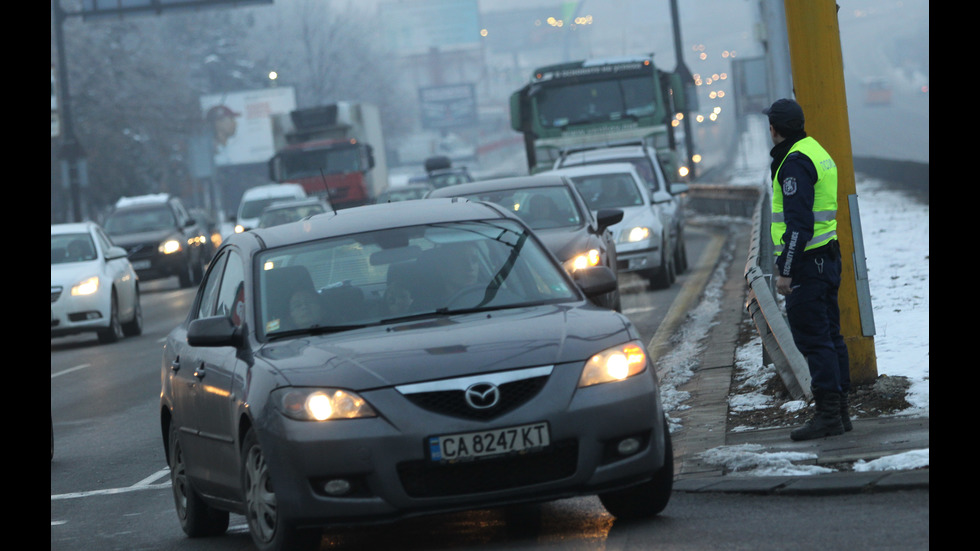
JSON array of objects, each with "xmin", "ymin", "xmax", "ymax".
[
  {"xmin": 548, "ymin": 162, "xmax": 642, "ymax": 178},
  {"xmin": 558, "ymin": 144, "xmax": 651, "ymax": 164},
  {"xmin": 262, "ymin": 197, "xmax": 328, "ymax": 210},
  {"xmin": 427, "ymin": 174, "xmax": 570, "ymax": 198},
  {"xmin": 114, "ymin": 193, "xmax": 172, "ymax": 208},
  {"xmin": 237, "ymin": 198, "xmax": 511, "ymax": 250},
  {"xmin": 51, "ymin": 222, "xmax": 97, "ymax": 235},
  {"xmin": 242, "ymin": 183, "xmax": 305, "ymax": 200}
]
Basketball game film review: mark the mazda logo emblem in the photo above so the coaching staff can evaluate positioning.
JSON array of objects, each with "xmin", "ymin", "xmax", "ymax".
[{"xmin": 464, "ymin": 383, "xmax": 500, "ymax": 410}]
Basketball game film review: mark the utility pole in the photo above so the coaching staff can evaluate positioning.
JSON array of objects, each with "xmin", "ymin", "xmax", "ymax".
[
  {"xmin": 53, "ymin": 0, "xmax": 86, "ymax": 223},
  {"xmin": 669, "ymin": 0, "xmax": 697, "ymax": 179},
  {"xmin": 782, "ymin": 1, "xmax": 878, "ymax": 384}
]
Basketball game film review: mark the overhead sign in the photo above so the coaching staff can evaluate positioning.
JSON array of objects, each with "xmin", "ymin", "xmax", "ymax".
[
  {"xmin": 80, "ymin": 0, "xmax": 272, "ymax": 20},
  {"xmin": 419, "ymin": 83, "xmax": 477, "ymax": 130},
  {"xmin": 379, "ymin": 0, "xmax": 480, "ymax": 55},
  {"xmin": 200, "ymin": 87, "xmax": 296, "ymax": 167}
]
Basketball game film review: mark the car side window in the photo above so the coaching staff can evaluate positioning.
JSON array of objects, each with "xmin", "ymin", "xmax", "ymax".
[
  {"xmin": 215, "ymin": 251, "xmax": 246, "ymax": 328},
  {"xmin": 196, "ymin": 252, "xmax": 228, "ymax": 320}
]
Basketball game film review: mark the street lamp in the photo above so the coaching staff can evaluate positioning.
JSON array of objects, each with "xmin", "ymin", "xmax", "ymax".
[{"xmin": 268, "ymin": 71, "xmax": 278, "ymax": 87}]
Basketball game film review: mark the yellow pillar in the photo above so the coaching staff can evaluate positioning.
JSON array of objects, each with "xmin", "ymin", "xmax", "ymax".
[{"xmin": 783, "ymin": 0, "xmax": 878, "ymax": 384}]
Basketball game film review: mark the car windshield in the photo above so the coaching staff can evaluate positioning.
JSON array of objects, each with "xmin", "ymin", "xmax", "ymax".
[
  {"xmin": 567, "ymin": 173, "xmax": 645, "ymax": 210},
  {"xmin": 104, "ymin": 206, "xmax": 175, "ymax": 234},
  {"xmin": 256, "ymin": 219, "xmax": 578, "ymax": 339},
  {"xmin": 51, "ymin": 233, "xmax": 97, "ymax": 264},
  {"xmin": 456, "ymin": 186, "xmax": 583, "ymax": 230},
  {"xmin": 258, "ymin": 204, "xmax": 326, "ymax": 228}
]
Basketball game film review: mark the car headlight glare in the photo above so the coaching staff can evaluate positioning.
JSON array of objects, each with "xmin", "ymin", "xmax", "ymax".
[
  {"xmin": 562, "ymin": 249, "xmax": 601, "ymax": 273},
  {"xmin": 234, "ymin": 225, "xmax": 245, "ymax": 234},
  {"xmin": 71, "ymin": 276, "xmax": 100, "ymax": 296},
  {"xmin": 625, "ymin": 226, "xmax": 651, "ymax": 243},
  {"xmin": 274, "ymin": 388, "xmax": 376, "ymax": 421},
  {"xmin": 159, "ymin": 239, "xmax": 182, "ymax": 255},
  {"xmin": 578, "ymin": 340, "xmax": 648, "ymax": 387}
]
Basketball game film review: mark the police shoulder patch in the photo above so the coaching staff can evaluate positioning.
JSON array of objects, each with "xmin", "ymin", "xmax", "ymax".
[{"xmin": 782, "ymin": 177, "xmax": 797, "ymax": 196}]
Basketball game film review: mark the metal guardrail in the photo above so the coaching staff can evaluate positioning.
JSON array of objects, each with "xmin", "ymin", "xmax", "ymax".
[{"xmin": 742, "ymin": 182, "xmax": 813, "ymax": 401}]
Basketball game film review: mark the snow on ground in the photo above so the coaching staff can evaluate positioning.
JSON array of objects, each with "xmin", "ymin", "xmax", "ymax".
[{"xmin": 656, "ymin": 116, "xmax": 929, "ymax": 475}]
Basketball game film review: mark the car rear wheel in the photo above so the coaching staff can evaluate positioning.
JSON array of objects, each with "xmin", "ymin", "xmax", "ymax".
[
  {"xmin": 241, "ymin": 428, "xmax": 321, "ymax": 551},
  {"xmin": 598, "ymin": 417, "xmax": 673, "ymax": 519},
  {"xmin": 647, "ymin": 241, "xmax": 675, "ymax": 290},
  {"xmin": 97, "ymin": 291, "xmax": 124, "ymax": 344},
  {"xmin": 121, "ymin": 289, "xmax": 143, "ymax": 337},
  {"xmin": 674, "ymin": 233, "xmax": 689, "ymax": 274},
  {"xmin": 169, "ymin": 424, "xmax": 229, "ymax": 537}
]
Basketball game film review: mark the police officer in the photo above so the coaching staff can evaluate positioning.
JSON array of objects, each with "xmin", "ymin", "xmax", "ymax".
[{"xmin": 764, "ymin": 98, "xmax": 850, "ymax": 441}]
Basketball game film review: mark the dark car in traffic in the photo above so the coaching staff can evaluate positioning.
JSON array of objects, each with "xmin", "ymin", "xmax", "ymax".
[
  {"xmin": 160, "ymin": 199, "xmax": 672, "ymax": 551},
  {"xmin": 427, "ymin": 174, "xmax": 623, "ymax": 311},
  {"xmin": 104, "ymin": 194, "xmax": 208, "ymax": 288}
]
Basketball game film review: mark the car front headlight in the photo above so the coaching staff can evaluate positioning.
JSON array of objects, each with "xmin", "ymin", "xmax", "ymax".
[
  {"xmin": 578, "ymin": 340, "xmax": 648, "ymax": 388},
  {"xmin": 620, "ymin": 226, "xmax": 651, "ymax": 243},
  {"xmin": 273, "ymin": 388, "xmax": 377, "ymax": 421},
  {"xmin": 71, "ymin": 276, "xmax": 100, "ymax": 296},
  {"xmin": 234, "ymin": 225, "xmax": 245, "ymax": 234},
  {"xmin": 159, "ymin": 238, "xmax": 183, "ymax": 255},
  {"xmin": 562, "ymin": 249, "xmax": 601, "ymax": 273}
]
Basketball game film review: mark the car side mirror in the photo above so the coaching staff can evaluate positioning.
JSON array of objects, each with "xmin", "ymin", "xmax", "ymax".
[
  {"xmin": 187, "ymin": 316, "xmax": 246, "ymax": 348},
  {"xmin": 670, "ymin": 182, "xmax": 689, "ymax": 195},
  {"xmin": 105, "ymin": 246, "xmax": 128, "ymax": 260},
  {"xmin": 650, "ymin": 190, "xmax": 673, "ymax": 204},
  {"xmin": 595, "ymin": 208, "xmax": 623, "ymax": 233},
  {"xmin": 572, "ymin": 266, "xmax": 618, "ymax": 298}
]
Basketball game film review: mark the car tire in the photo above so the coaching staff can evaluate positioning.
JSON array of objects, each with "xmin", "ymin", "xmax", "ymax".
[
  {"xmin": 598, "ymin": 417, "xmax": 673, "ymax": 520},
  {"xmin": 168, "ymin": 423, "xmax": 230, "ymax": 537},
  {"xmin": 97, "ymin": 291, "xmax": 124, "ymax": 344},
  {"xmin": 647, "ymin": 241, "xmax": 675, "ymax": 290},
  {"xmin": 241, "ymin": 428, "xmax": 322, "ymax": 551},
  {"xmin": 674, "ymin": 233, "xmax": 689, "ymax": 274},
  {"xmin": 121, "ymin": 288, "xmax": 143, "ymax": 337},
  {"xmin": 178, "ymin": 259, "xmax": 195, "ymax": 288}
]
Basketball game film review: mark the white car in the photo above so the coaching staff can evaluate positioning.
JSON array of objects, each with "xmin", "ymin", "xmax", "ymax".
[
  {"xmin": 548, "ymin": 163, "xmax": 677, "ymax": 289},
  {"xmin": 51, "ymin": 222, "xmax": 142, "ymax": 344}
]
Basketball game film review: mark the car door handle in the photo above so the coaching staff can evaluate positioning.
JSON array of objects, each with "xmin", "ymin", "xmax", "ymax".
[
  {"xmin": 171, "ymin": 357, "xmax": 180, "ymax": 372},
  {"xmin": 193, "ymin": 362, "xmax": 206, "ymax": 380}
]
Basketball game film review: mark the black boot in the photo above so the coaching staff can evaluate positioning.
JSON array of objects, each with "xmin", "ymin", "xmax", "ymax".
[
  {"xmin": 840, "ymin": 390, "xmax": 853, "ymax": 432},
  {"xmin": 790, "ymin": 388, "xmax": 845, "ymax": 441}
]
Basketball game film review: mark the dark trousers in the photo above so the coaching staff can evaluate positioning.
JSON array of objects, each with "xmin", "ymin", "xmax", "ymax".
[{"xmin": 783, "ymin": 242, "xmax": 850, "ymax": 393}]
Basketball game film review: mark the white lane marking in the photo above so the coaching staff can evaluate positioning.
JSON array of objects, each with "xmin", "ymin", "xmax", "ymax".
[
  {"xmin": 52, "ymin": 468, "xmax": 172, "ymax": 501},
  {"xmin": 51, "ymin": 364, "xmax": 90, "ymax": 379}
]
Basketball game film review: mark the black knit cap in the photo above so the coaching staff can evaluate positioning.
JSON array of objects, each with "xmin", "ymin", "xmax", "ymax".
[{"xmin": 763, "ymin": 98, "xmax": 805, "ymax": 132}]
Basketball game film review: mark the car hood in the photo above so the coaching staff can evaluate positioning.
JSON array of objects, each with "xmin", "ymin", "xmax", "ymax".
[
  {"xmin": 257, "ymin": 305, "xmax": 633, "ymax": 390},
  {"xmin": 108, "ymin": 228, "xmax": 176, "ymax": 247},
  {"xmin": 533, "ymin": 227, "xmax": 596, "ymax": 262},
  {"xmin": 51, "ymin": 261, "xmax": 102, "ymax": 286}
]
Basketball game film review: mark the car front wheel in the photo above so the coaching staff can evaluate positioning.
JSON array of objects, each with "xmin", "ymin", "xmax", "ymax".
[
  {"xmin": 598, "ymin": 417, "xmax": 673, "ymax": 519},
  {"xmin": 97, "ymin": 291, "xmax": 124, "ymax": 344},
  {"xmin": 241, "ymin": 428, "xmax": 321, "ymax": 551},
  {"xmin": 121, "ymin": 288, "xmax": 143, "ymax": 337}
]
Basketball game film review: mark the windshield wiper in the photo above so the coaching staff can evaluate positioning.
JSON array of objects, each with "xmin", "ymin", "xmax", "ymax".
[{"xmin": 267, "ymin": 323, "xmax": 368, "ymax": 340}]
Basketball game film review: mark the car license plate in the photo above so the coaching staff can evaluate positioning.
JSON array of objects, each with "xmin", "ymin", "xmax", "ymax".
[
  {"xmin": 428, "ymin": 422, "xmax": 549, "ymax": 462},
  {"xmin": 131, "ymin": 260, "xmax": 151, "ymax": 270}
]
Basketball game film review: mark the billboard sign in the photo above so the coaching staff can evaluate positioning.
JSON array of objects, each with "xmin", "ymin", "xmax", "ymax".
[
  {"xmin": 200, "ymin": 87, "xmax": 296, "ymax": 167},
  {"xmin": 419, "ymin": 83, "xmax": 477, "ymax": 130},
  {"xmin": 379, "ymin": 0, "xmax": 480, "ymax": 55}
]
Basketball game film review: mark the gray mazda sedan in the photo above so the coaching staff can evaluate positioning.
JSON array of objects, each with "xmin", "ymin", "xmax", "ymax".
[{"xmin": 160, "ymin": 198, "xmax": 672, "ymax": 551}]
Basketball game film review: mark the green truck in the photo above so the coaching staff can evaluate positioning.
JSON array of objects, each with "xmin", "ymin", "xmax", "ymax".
[{"xmin": 509, "ymin": 55, "xmax": 691, "ymax": 178}]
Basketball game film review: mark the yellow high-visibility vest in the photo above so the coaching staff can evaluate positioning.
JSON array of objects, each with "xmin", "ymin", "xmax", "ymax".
[{"xmin": 771, "ymin": 137, "xmax": 838, "ymax": 253}]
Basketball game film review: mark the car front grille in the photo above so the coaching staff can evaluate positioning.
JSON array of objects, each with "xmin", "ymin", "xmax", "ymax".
[
  {"xmin": 397, "ymin": 439, "xmax": 578, "ymax": 498},
  {"xmin": 124, "ymin": 242, "xmax": 157, "ymax": 261},
  {"xmin": 402, "ymin": 376, "xmax": 548, "ymax": 420}
]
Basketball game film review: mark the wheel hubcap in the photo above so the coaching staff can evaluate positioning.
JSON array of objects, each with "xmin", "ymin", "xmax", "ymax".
[{"xmin": 245, "ymin": 445, "xmax": 277, "ymax": 543}]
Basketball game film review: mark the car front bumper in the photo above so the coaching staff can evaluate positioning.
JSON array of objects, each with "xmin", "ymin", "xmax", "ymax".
[
  {"xmin": 258, "ymin": 362, "xmax": 668, "ymax": 529},
  {"xmin": 51, "ymin": 286, "xmax": 110, "ymax": 336}
]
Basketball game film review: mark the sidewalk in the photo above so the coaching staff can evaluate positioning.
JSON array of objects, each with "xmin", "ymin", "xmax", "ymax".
[{"xmin": 667, "ymin": 226, "xmax": 929, "ymax": 495}]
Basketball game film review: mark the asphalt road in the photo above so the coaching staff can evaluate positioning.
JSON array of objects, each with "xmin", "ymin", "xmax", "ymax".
[{"xmin": 50, "ymin": 224, "xmax": 927, "ymax": 550}]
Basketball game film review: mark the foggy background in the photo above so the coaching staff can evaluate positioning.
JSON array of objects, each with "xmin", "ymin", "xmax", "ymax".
[{"xmin": 50, "ymin": 0, "xmax": 928, "ymax": 223}]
